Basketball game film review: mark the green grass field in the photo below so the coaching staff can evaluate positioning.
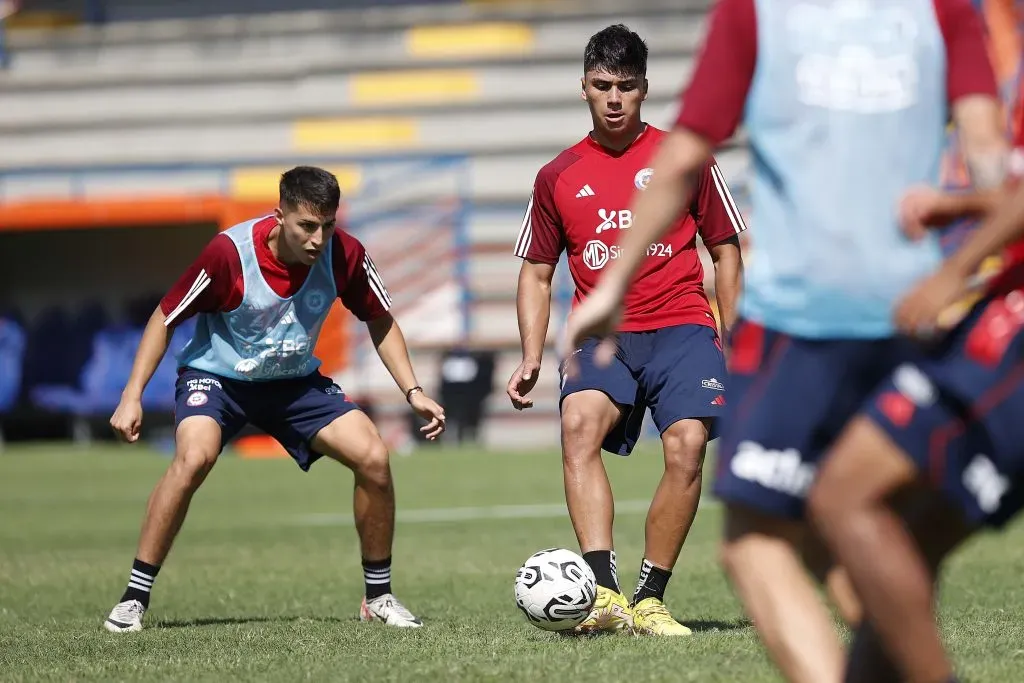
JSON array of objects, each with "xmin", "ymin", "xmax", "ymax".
[{"xmin": 2, "ymin": 442, "xmax": 1024, "ymax": 682}]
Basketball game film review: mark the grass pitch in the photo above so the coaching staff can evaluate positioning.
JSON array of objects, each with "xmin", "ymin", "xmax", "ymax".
[{"xmin": 2, "ymin": 442, "xmax": 1023, "ymax": 682}]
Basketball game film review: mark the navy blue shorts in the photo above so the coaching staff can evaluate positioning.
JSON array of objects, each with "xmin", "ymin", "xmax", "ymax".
[
  {"xmin": 864, "ymin": 293, "xmax": 1024, "ymax": 529},
  {"xmin": 559, "ymin": 324, "xmax": 727, "ymax": 456},
  {"xmin": 713, "ymin": 319, "xmax": 914, "ymax": 519},
  {"xmin": 174, "ymin": 367, "xmax": 360, "ymax": 471}
]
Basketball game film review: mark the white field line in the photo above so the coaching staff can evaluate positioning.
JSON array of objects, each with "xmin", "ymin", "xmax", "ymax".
[{"xmin": 296, "ymin": 498, "xmax": 720, "ymax": 526}]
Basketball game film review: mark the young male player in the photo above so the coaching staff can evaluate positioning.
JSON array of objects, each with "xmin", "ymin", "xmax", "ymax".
[
  {"xmin": 507, "ymin": 24, "xmax": 745, "ymax": 636},
  {"xmin": 563, "ymin": 1, "xmax": 1005, "ymax": 679},
  {"xmin": 809, "ymin": 92, "xmax": 1024, "ymax": 683},
  {"xmin": 103, "ymin": 166, "xmax": 445, "ymax": 632}
]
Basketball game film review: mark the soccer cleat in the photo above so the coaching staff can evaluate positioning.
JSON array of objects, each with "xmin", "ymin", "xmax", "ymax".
[
  {"xmin": 574, "ymin": 586, "xmax": 633, "ymax": 634},
  {"xmin": 103, "ymin": 599, "xmax": 145, "ymax": 633},
  {"xmin": 359, "ymin": 594, "xmax": 423, "ymax": 628},
  {"xmin": 631, "ymin": 597, "xmax": 692, "ymax": 636}
]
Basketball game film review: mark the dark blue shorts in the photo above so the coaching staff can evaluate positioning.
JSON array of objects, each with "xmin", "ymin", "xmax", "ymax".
[
  {"xmin": 174, "ymin": 367, "xmax": 360, "ymax": 471},
  {"xmin": 559, "ymin": 324, "xmax": 727, "ymax": 456},
  {"xmin": 713, "ymin": 319, "xmax": 914, "ymax": 519},
  {"xmin": 864, "ymin": 293, "xmax": 1024, "ymax": 528}
]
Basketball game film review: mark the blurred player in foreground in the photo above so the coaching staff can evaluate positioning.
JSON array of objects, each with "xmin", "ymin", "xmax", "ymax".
[
  {"xmin": 103, "ymin": 166, "xmax": 445, "ymax": 632},
  {"xmin": 508, "ymin": 24, "xmax": 744, "ymax": 636},
  {"xmin": 562, "ymin": 1, "xmax": 1005, "ymax": 679},
  {"xmin": 809, "ymin": 93, "xmax": 1024, "ymax": 683}
]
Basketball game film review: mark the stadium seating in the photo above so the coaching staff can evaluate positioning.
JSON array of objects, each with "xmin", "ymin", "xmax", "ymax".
[
  {"xmin": 0, "ymin": 0, "xmax": 737, "ymax": 446},
  {"xmin": 0, "ymin": 316, "xmax": 26, "ymax": 414}
]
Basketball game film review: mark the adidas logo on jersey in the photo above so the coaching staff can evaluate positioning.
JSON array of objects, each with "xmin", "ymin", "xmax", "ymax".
[
  {"xmin": 575, "ymin": 184, "xmax": 596, "ymax": 198},
  {"xmin": 280, "ymin": 310, "xmax": 299, "ymax": 325}
]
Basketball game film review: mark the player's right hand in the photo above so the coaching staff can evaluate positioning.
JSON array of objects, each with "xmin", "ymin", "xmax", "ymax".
[
  {"xmin": 110, "ymin": 398, "xmax": 144, "ymax": 443},
  {"xmin": 507, "ymin": 359, "xmax": 541, "ymax": 410}
]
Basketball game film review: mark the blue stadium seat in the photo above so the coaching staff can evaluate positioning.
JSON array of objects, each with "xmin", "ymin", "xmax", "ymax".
[
  {"xmin": 32, "ymin": 317, "xmax": 197, "ymax": 416},
  {"xmin": 0, "ymin": 317, "xmax": 26, "ymax": 413}
]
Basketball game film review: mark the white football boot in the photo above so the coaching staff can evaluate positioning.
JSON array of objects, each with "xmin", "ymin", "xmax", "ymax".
[
  {"xmin": 103, "ymin": 599, "xmax": 146, "ymax": 632},
  {"xmin": 359, "ymin": 594, "xmax": 423, "ymax": 628}
]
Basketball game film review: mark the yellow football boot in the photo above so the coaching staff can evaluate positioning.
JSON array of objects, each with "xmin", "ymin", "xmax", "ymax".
[
  {"xmin": 631, "ymin": 597, "xmax": 693, "ymax": 636},
  {"xmin": 574, "ymin": 586, "xmax": 633, "ymax": 634}
]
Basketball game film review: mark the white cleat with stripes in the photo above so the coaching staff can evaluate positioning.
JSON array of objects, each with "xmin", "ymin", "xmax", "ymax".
[
  {"xmin": 359, "ymin": 594, "xmax": 423, "ymax": 628},
  {"xmin": 103, "ymin": 599, "xmax": 146, "ymax": 633}
]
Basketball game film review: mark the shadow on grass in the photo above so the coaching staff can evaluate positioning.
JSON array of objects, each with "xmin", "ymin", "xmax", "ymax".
[
  {"xmin": 156, "ymin": 615, "xmax": 354, "ymax": 629},
  {"xmin": 681, "ymin": 618, "xmax": 753, "ymax": 633}
]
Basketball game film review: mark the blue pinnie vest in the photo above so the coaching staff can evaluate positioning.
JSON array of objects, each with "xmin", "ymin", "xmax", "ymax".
[
  {"xmin": 742, "ymin": 0, "xmax": 948, "ymax": 338},
  {"xmin": 178, "ymin": 218, "xmax": 335, "ymax": 381}
]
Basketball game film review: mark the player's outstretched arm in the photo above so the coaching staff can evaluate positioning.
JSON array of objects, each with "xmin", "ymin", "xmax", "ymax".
[
  {"xmin": 508, "ymin": 259, "xmax": 555, "ymax": 410},
  {"xmin": 708, "ymin": 237, "xmax": 743, "ymax": 344},
  {"xmin": 366, "ymin": 313, "xmax": 446, "ymax": 440},
  {"xmin": 110, "ymin": 306, "xmax": 173, "ymax": 443},
  {"xmin": 562, "ymin": 128, "xmax": 712, "ymax": 357}
]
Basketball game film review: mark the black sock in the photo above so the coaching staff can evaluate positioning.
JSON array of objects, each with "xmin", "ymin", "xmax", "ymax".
[
  {"xmin": 120, "ymin": 558, "xmax": 161, "ymax": 608},
  {"xmin": 582, "ymin": 550, "xmax": 620, "ymax": 593},
  {"xmin": 363, "ymin": 557, "xmax": 392, "ymax": 600},
  {"xmin": 632, "ymin": 559, "xmax": 672, "ymax": 605}
]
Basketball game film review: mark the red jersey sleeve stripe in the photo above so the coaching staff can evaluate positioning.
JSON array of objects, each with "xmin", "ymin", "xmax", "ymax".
[
  {"xmin": 164, "ymin": 269, "xmax": 211, "ymax": 327},
  {"xmin": 514, "ymin": 195, "xmax": 533, "ymax": 258},
  {"xmin": 710, "ymin": 164, "xmax": 747, "ymax": 235},
  {"xmin": 363, "ymin": 254, "xmax": 393, "ymax": 309}
]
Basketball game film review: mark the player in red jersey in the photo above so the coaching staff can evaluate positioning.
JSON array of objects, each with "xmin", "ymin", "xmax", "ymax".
[
  {"xmin": 810, "ymin": 85, "xmax": 1024, "ymax": 683},
  {"xmin": 507, "ymin": 25, "xmax": 745, "ymax": 636},
  {"xmin": 103, "ymin": 167, "xmax": 445, "ymax": 632}
]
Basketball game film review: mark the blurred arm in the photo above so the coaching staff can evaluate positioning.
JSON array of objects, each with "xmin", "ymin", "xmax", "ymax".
[
  {"xmin": 946, "ymin": 181, "xmax": 1024, "ymax": 279},
  {"xmin": 367, "ymin": 313, "xmax": 420, "ymax": 396},
  {"xmin": 708, "ymin": 237, "xmax": 743, "ymax": 340},
  {"xmin": 517, "ymin": 259, "xmax": 556, "ymax": 365},
  {"xmin": 955, "ymin": 95, "xmax": 1010, "ymax": 192},
  {"xmin": 122, "ymin": 307, "xmax": 172, "ymax": 401},
  {"xmin": 600, "ymin": 129, "xmax": 714, "ymax": 299}
]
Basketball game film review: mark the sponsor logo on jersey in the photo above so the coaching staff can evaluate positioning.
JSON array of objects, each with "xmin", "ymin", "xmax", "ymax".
[
  {"xmin": 963, "ymin": 454, "xmax": 1010, "ymax": 514},
  {"xmin": 582, "ymin": 240, "xmax": 611, "ymax": 270},
  {"xmin": 701, "ymin": 377, "xmax": 725, "ymax": 391},
  {"xmin": 595, "ymin": 208, "xmax": 632, "ymax": 234}
]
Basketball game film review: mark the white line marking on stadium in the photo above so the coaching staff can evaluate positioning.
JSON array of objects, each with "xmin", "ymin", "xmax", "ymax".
[{"xmin": 296, "ymin": 498, "xmax": 719, "ymax": 526}]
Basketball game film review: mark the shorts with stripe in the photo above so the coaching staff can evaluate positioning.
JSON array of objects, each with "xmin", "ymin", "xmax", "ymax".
[
  {"xmin": 864, "ymin": 292, "xmax": 1024, "ymax": 528},
  {"xmin": 712, "ymin": 319, "xmax": 914, "ymax": 519}
]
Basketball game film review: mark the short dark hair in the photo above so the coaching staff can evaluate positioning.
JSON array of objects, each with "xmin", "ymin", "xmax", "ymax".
[
  {"xmin": 584, "ymin": 24, "xmax": 648, "ymax": 79},
  {"xmin": 279, "ymin": 166, "xmax": 341, "ymax": 216}
]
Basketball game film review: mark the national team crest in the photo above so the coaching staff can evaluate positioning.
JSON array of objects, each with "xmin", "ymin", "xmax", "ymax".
[
  {"xmin": 634, "ymin": 167, "xmax": 654, "ymax": 191},
  {"xmin": 304, "ymin": 288, "xmax": 329, "ymax": 314},
  {"xmin": 186, "ymin": 391, "xmax": 208, "ymax": 407}
]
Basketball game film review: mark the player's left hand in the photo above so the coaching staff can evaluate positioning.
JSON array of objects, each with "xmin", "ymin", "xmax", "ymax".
[
  {"xmin": 410, "ymin": 392, "xmax": 446, "ymax": 440},
  {"xmin": 895, "ymin": 264, "xmax": 969, "ymax": 336},
  {"xmin": 560, "ymin": 283, "xmax": 624, "ymax": 376}
]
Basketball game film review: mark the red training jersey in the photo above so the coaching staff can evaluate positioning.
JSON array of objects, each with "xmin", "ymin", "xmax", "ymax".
[
  {"xmin": 160, "ymin": 216, "xmax": 392, "ymax": 327},
  {"xmin": 988, "ymin": 97, "xmax": 1024, "ymax": 295},
  {"xmin": 514, "ymin": 125, "xmax": 746, "ymax": 332}
]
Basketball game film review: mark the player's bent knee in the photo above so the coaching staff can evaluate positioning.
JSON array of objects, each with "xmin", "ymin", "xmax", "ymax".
[
  {"xmin": 355, "ymin": 440, "xmax": 392, "ymax": 490},
  {"xmin": 170, "ymin": 446, "xmax": 218, "ymax": 487},
  {"xmin": 560, "ymin": 409, "xmax": 606, "ymax": 455},
  {"xmin": 662, "ymin": 420, "xmax": 709, "ymax": 471}
]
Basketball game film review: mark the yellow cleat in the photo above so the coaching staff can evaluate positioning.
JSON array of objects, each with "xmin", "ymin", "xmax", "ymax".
[
  {"xmin": 574, "ymin": 586, "xmax": 633, "ymax": 634},
  {"xmin": 631, "ymin": 597, "xmax": 693, "ymax": 636}
]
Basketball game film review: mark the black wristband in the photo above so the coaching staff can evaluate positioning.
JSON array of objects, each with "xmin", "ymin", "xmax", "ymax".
[{"xmin": 405, "ymin": 386, "xmax": 423, "ymax": 403}]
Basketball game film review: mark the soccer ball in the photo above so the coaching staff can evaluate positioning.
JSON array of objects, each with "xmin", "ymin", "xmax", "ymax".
[{"xmin": 514, "ymin": 547, "xmax": 597, "ymax": 631}]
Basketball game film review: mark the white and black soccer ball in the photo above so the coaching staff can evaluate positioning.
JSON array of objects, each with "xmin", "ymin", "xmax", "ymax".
[{"xmin": 514, "ymin": 548, "xmax": 597, "ymax": 631}]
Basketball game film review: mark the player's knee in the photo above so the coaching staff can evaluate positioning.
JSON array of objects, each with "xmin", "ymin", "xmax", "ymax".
[
  {"xmin": 171, "ymin": 446, "xmax": 217, "ymax": 488},
  {"xmin": 662, "ymin": 421, "xmax": 708, "ymax": 478},
  {"xmin": 717, "ymin": 537, "xmax": 744, "ymax": 579},
  {"xmin": 560, "ymin": 409, "xmax": 605, "ymax": 458},
  {"xmin": 355, "ymin": 439, "xmax": 392, "ymax": 490}
]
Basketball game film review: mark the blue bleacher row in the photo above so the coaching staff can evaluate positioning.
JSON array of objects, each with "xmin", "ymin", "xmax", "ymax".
[{"xmin": 0, "ymin": 300, "xmax": 196, "ymax": 417}]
